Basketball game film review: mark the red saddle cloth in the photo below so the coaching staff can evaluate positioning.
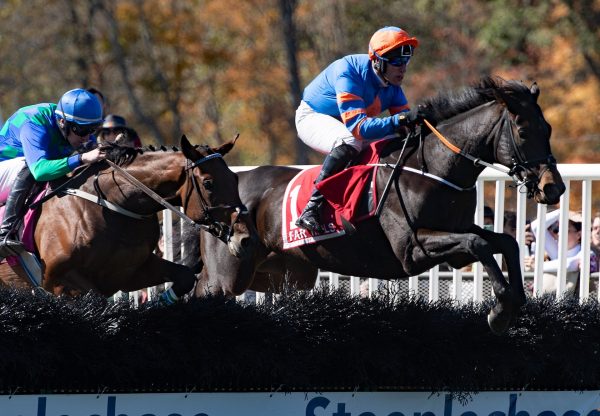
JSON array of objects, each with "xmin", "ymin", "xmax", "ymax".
[{"xmin": 282, "ymin": 139, "xmax": 390, "ymax": 249}]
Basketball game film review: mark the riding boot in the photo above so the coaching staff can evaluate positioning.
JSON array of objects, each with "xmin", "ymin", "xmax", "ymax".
[
  {"xmin": 0, "ymin": 166, "xmax": 35, "ymax": 257},
  {"xmin": 296, "ymin": 143, "xmax": 358, "ymax": 234}
]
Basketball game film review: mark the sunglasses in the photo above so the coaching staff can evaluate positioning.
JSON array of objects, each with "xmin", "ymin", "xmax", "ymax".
[
  {"xmin": 70, "ymin": 123, "xmax": 100, "ymax": 137},
  {"xmin": 384, "ymin": 56, "xmax": 411, "ymax": 66},
  {"xmin": 382, "ymin": 45, "xmax": 414, "ymax": 66}
]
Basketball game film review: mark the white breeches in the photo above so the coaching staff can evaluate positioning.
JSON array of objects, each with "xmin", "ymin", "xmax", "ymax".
[
  {"xmin": 0, "ymin": 157, "xmax": 26, "ymax": 204},
  {"xmin": 295, "ymin": 101, "xmax": 372, "ymax": 154}
]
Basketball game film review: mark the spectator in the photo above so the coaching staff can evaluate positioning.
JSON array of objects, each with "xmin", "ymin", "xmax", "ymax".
[
  {"xmin": 483, "ymin": 205, "xmax": 494, "ymax": 231},
  {"xmin": 97, "ymin": 114, "xmax": 142, "ymax": 148},
  {"xmin": 524, "ymin": 209, "xmax": 597, "ymax": 296},
  {"xmin": 503, "ymin": 210, "xmax": 517, "ymax": 238},
  {"xmin": 503, "ymin": 210, "xmax": 534, "ymax": 248},
  {"xmin": 591, "ymin": 213, "xmax": 600, "ymax": 272}
]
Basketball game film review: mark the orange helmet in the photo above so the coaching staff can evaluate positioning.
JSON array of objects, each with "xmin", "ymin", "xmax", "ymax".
[{"xmin": 368, "ymin": 26, "xmax": 419, "ymax": 61}]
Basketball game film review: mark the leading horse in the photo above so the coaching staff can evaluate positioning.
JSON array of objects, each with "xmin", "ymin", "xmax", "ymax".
[
  {"xmin": 0, "ymin": 135, "xmax": 257, "ymax": 299},
  {"xmin": 197, "ymin": 76, "xmax": 565, "ymax": 333}
]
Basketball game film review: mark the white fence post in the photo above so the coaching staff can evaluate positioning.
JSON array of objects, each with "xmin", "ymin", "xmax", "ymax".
[
  {"xmin": 556, "ymin": 185, "xmax": 571, "ymax": 296},
  {"xmin": 580, "ymin": 179, "xmax": 593, "ymax": 301},
  {"xmin": 532, "ymin": 204, "xmax": 547, "ymax": 297}
]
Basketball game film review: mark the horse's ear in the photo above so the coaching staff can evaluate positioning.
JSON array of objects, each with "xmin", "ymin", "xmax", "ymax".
[
  {"xmin": 180, "ymin": 135, "xmax": 198, "ymax": 159},
  {"xmin": 212, "ymin": 133, "xmax": 240, "ymax": 157},
  {"xmin": 530, "ymin": 82, "xmax": 540, "ymax": 102}
]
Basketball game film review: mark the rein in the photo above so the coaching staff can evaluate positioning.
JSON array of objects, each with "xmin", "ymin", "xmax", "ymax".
[
  {"xmin": 374, "ymin": 129, "xmax": 479, "ymax": 219},
  {"xmin": 423, "ymin": 113, "xmax": 556, "ymax": 198},
  {"xmin": 105, "ymin": 159, "xmax": 205, "ymax": 230},
  {"xmin": 34, "ymin": 153, "xmax": 245, "ymax": 242},
  {"xmin": 29, "ymin": 163, "xmax": 95, "ymax": 210},
  {"xmin": 62, "ymin": 188, "xmax": 150, "ymax": 219},
  {"xmin": 423, "ymin": 119, "xmax": 511, "ymax": 175},
  {"xmin": 374, "ymin": 132, "xmax": 412, "ymax": 217}
]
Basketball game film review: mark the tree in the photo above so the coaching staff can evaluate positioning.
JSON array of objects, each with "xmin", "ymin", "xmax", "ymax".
[{"xmin": 279, "ymin": 0, "xmax": 309, "ymax": 164}]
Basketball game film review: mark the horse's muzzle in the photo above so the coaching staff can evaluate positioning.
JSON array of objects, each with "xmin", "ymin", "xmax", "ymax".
[
  {"xmin": 534, "ymin": 164, "xmax": 565, "ymax": 205},
  {"xmin": 227, "ymin": 220, "xmax": 258, "ymax": 259},
  {"xmin": 536, "ymin": 181, "xmax": 565, "ymax": 205},
  {"xmin": 228, "ymin": 232, "xmax": 257, "ymax": 259}
]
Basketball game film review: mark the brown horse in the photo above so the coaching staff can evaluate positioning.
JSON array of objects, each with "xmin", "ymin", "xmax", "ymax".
[
  {"xmin": 0, "ymin": 135, "xmax": 257, "ymax": 300},
  {"xmin": 196, "ymin": 77, "xmax": 565, "ymax": 333}
]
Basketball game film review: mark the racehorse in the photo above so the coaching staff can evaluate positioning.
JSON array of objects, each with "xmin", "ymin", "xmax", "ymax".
[
  {"xmin": 0, "ymin": 135, "xmax": 257, "ymax": 299},
  {"xmin": 196, "ymin": 76, "xmax": 565, "ymax": 334}
]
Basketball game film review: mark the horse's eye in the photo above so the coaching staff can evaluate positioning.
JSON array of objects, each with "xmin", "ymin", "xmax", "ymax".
[{"xmin": 203, "ymin": 179, "xmax": 214, "ymax": 191}]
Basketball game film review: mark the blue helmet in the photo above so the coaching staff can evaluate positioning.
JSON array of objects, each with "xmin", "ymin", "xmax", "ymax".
[{"xmin": 55, "ymin": 88, "xmax": 103, "ymax": 125}]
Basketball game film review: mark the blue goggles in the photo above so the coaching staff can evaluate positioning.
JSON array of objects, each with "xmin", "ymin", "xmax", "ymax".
[{"xmin": 382, "ymin": 45, "xmax": 414, "ymax": 66}]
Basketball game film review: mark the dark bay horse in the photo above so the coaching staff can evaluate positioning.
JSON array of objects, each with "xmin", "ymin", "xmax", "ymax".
[
  {"xmin": 197, "ymin": 77, "xmax": 565, "ymax": 333},
  {"xmin": 0, "ymin": 135, "xmax": 257, "ymax": 299}
]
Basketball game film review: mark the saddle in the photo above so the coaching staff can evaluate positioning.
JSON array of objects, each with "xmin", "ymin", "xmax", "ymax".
[{"xmin": 282, "ymin": 139, "xmax": 391, "ymax": 249}]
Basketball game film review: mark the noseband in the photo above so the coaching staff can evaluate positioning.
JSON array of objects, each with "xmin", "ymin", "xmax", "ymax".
[
  {"xmin": 186, "ymin": 153, "xmax": 248, "ymax": 243},
  {"xmin": 501, "ymin": 110, "xmax": 556, "ymax": 198}
]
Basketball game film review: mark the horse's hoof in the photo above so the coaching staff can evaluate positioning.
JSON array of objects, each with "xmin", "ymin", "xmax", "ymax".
[
  {"xmin": 487, "ymin": 305, "xmax": 512, "ymax": 335},
  {"xmin": 31, "ymin": 286, "xmax": 51, "ymax": 297},
  {"xmin": 515, "ymin": 291, "xmax": 527, "ymax": 307}
]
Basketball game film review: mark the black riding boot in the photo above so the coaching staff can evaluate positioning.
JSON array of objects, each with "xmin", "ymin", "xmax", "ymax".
[
  {"xmin": 0, "ymin": 165, "xmax": 35, "ymax": 257},
  {"xmin": 296, "ymin": 143, "xmax": 358, "ymax": 234}
]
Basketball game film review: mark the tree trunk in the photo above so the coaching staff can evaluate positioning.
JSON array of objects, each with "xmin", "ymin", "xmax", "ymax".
[
  {"xmin": 98, "ymin": 1, "xmax": 166, "ymax": 144},
  {"xmin": 278, "ymin": 0, "xmax": 309, "ymax": 164}
]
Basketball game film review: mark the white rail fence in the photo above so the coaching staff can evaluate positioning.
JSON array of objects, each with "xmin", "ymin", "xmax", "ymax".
[{"xmin": 124, "ymin": 163, "xmax": 600, "ymax": 305}]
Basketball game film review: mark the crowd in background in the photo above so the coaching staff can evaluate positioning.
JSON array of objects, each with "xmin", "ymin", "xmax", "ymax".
[{"xmin": 484, "ymin": 204, "xmax": 600, "ymax": 298}]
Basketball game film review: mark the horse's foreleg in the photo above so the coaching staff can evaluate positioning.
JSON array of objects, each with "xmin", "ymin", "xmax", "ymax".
[
  {"xmin": 196, "ymin": 232, "xmax": 257, "ymax": 297},
  {"xmin": 251, "ymin": 253, "xmax": 318, "ymax": 293},
  {"xmin": 410, "ymin": 230, "xmax": 516, "ymax": 334},
  {"xmin": 468, "ymin": 226, "xmax": 527, "ymax": 306},
  {"xmin": 125, "ymin": 253, "xmax": 196, "ymax": 300}
]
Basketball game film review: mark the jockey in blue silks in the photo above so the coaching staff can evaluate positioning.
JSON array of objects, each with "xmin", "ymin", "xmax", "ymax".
[
  {"xmin": 295, "ymin": 26, "xmax": 422, "ymax": 234},
  {"xmin": 0, "ymin": 88, "xmax": 106, "ymax": 257}
]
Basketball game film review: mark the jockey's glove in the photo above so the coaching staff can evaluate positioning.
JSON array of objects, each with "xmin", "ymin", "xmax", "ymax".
[
  {"xmin": 394, "ymin": 106, "xmax": 435, "ymax": 132},
  {"xmin": 394, "ymin": 110, "xmax": 421, "ymax": 130}
]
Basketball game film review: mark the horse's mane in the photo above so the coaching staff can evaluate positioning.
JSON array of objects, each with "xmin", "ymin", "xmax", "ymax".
[
  {"xmin": 103, "ymin": 143, "xmax": 195, "ymax": 166},
  {"xmin": 419, "ymin": 76, "xmax": 531, "ymax": 124}
]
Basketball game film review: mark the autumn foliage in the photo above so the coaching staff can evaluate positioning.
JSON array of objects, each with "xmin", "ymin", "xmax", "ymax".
[{"xmin": 0, "ymin": 0, "xmax": 598, "ymax": 167}]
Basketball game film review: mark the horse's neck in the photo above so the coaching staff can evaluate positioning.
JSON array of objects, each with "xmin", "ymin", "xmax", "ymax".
[
  {"xmin": 427, "ymin": 104, "xmax": 501, "ymax": 172},
  {"xmin": 382, "ymin": 103, "xmax": 502, "ymax": 188},
  {"xmin": 93, "ymin": 152, "xmax": 185, "ymax": 214}
]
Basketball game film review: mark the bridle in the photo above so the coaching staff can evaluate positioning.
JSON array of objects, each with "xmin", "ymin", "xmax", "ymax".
[
  {"xmin": 500, "ymin": 109, "xmax": 556, "ymax": 198},
  {"xmin": 184, "ymin": 152, "xmax": 248, "ymax": 243},
  {"xmin": 423, "ymin": 106, "xmax": 556, "ymax": 199}
]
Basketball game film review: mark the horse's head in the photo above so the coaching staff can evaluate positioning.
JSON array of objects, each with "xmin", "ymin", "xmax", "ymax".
[
  {"xmin": 493, "ymin": 79, "xmax": 565, "ymax": 204},
  {"xmin": 180, "ymin": 135, "xmax": 258, "ymax": 259}
]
